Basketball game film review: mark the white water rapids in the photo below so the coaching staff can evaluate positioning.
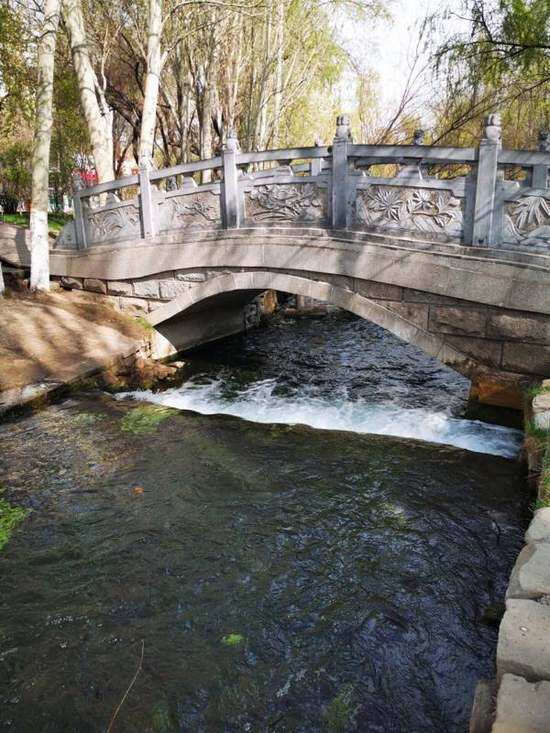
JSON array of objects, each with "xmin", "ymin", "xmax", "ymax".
[{"xmin": 120, "ymin": 376, "xmax": 523, "ymax": 459}]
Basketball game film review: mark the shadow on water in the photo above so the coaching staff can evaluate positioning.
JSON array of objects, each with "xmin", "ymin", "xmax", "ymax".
[{"xmin": 0, "ymin": 313, "xmax": 529, "ymax": 732}]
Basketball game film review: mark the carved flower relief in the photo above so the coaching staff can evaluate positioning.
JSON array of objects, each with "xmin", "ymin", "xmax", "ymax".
[
  {"xmin": 159, "ymin": 192, "xmax": 221, "ymax": 231},
  {"xmin": 246, "ymin": 183, "xmax": 327, "ymax": 223},
  {"xmin": 354, "ymin": 185, "xmax": 463, "ymax": 234},
  {"xmin": 86, "ymin": 204, "xmax": 140, "ymax": 243},
  {"xmin": 504, "ymin": 193, "xmax": 550, "ymax": 245}
]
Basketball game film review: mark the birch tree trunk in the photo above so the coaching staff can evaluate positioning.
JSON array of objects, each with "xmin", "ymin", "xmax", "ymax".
[
  {"xmin": 63, "ymin": 0, "xmax": 114, "ymax": 182},
  {"xmin": 30, "ymin": 0, "xmax": 61, "ymax": 292},
  {"xmin": 0, "ymin": 261, "xmax": 4, "ymax": 296},
  {"xmin": 272, "ymin": 0, "xmax": 285, "ymax": 147},
  {"xmin": 139, "ymin": 0, "xmax": 164, "ymax": 168}
]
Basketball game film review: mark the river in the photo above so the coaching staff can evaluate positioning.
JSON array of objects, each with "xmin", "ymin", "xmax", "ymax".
[{"xmin": 0, "ymin": 311, "xmax": 528, "ymax": 732}]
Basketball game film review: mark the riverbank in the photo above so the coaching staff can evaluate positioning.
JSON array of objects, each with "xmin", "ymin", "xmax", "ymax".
[
  {"xmin": 0, "ymin": 288, "xmax": 148, "ymax": 415},
  {"xmin": 474, "ymin": 383, "xmax": 550, "ymax": 732}
]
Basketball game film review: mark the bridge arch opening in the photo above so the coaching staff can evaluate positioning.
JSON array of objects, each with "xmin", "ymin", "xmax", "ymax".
[{"xmin": 148, "ymin": 270, "xmax": 479, "ymax": 384}]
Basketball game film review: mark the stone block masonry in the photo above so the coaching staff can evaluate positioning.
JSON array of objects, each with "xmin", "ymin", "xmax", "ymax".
[
  {"xmin": 57, "ymin": 267, "xmax": 550, "ymax": 403},
  {"xmin": 477, "ymin": 385, "xmax": 550, "ymax": 733}
]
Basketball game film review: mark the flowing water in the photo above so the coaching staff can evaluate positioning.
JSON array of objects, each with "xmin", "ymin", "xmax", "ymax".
[{"xmin": 0, "ymin": 312, "xmax": 528, "ymax": 732}]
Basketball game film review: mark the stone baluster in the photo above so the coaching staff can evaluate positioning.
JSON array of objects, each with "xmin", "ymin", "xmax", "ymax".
[
  {"xmin": 222, "ymin": 128, "xmax": 241, "ymax": 229},
  {"xmin": 138, "ymin": 156, "xmax": 157, "ymax": 239},
  {"xmin": 413, "ymin": 129, "xmax": 425, "ymax": 146},
  {"xmin": 311, "ymin": 135, "xmax": 324, "ymax": 176},
  {"xmin": 331, "ymin": 115, "xmax": 353, "ymax": 229},
  {"xmin": 532, "ymin": 130, "xmax": 549, "ymax": 189},
  {"xmin": 72, "ymin": 174, "xmax": 87, "ymax": 249},
  {"xmin": 471, "ymin": 113, "xmax": 502, "ymax": 246}
]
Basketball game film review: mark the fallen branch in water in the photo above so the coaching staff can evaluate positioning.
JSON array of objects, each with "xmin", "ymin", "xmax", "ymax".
[{"xmin": 106, "ymin": 640, "xmax": 145, "ymax": 733}]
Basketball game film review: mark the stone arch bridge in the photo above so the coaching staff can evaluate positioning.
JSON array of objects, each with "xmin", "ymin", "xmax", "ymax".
[{"xmin": 16, "ymin": 116, "xmax": 550, "ymax": 407}]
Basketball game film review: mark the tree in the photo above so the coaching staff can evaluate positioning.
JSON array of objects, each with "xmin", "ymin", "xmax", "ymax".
[
  {"xmin": 30, "ymin": 0, "xmax": 62, "ymax": 292},
  {"xmin": 430, "ymin": 0, "xmax": 550, "ymax": 146},
  {"xmin": 139, "ymin": 0, "xmax": 164, "ymax": 167},
  {"xmin": 63, "ymin": 0, "xmax": 114, "ymax": 182}
]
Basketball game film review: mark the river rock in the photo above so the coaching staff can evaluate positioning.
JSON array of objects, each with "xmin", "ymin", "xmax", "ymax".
[
  {"xmin": 506, "ymin": 544, "xmax": 550, "ymax": 600},
  {"xmin": 492, "ymin": 674, "xmax": 550, "ymax": 732},
  {"xmin": 526, "ymin": 509, "xmax": 550, "ymax": 544},
  {"xmin": 497, "ymin": 599, "xmax": 550, "ymax": 682},
  {"xmin": 469, "ymin": 679, "xmax": 496, "ymax": 733},
  {"xmin": 533, "ymin": 391, "xmax": 550, "ymax": 430}
]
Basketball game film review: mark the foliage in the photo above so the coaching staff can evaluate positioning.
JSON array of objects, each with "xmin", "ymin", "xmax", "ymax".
[
  {"xmin": 0, "ymin": 490, "xmax": 28, "ymax": 552},
  {"xmin": 429, "ymin": 0, "xmax": 550, "ymax": 147},
  {"xmin": 525, "ymin": 420, "xmax": 549, "ymax": 443},
  {"xmin": 0, "ymin": 3, "xmax": 36, "ymax": 127},
  {"xmin": 0, "ymin": 142, "xmax": 33, "ymax": 206},
  {"xmin": 120, "ymin": 405, "xmax": 179, "ymax": 434},
  {"xmin": 527, "ymin": 383, "xmax": 550, "ymax": 399}
]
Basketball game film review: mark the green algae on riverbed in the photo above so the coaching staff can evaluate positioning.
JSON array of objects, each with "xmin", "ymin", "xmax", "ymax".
[
  {"xmin": 0, "ymin": 489, "xmax": 28, "ymax": 551},
  {"xmin": 120, "ymin": 405, "xmax": 179, "ymax": 435}
]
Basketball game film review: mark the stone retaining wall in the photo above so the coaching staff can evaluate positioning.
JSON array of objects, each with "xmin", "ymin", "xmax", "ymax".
[{"xmin": 475, "ymin": 381, "xmax": 550, "ymax": 732}]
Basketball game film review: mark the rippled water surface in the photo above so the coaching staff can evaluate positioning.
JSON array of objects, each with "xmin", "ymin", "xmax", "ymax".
[{"xmin": 0, "ymin": 313, "xmax": 527, "ymax": 732}]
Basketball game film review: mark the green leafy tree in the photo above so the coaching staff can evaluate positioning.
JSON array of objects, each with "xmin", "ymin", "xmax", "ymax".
[{"xmin": 430, "ymin": 0, "xmax": 550, "ymax": 146}]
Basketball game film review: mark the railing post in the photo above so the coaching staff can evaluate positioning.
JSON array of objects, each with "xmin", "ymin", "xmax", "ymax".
[
  {"xmin": 331, "ymin": 115, "xmax": 352, "ymax": 229},
  {"xmin": 221, "ymin": 129, "xmax": 241, "ymax": 229},
  {"xmin": 73, "ymin": 192, "xmax": 87, "ymax": 249},
  {"xmin": 71, "ymin": 174, "xmax": 87, "ymax": 249},
  {"xmin": 138, "ymin": 157, "xmax": 156, "ymax": 239},
  {"xmin": 532, "ymin": 130, "xmax": 549, "ymax": 188},
  {"xmin": 471, "ymin": 113, "xmax": 501, "ymax": 246}
]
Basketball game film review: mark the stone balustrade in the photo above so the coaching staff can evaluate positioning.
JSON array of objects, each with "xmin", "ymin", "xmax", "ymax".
[{"xmin": 57, "ymin": 116, "xmax": 550, "ymax": 254}]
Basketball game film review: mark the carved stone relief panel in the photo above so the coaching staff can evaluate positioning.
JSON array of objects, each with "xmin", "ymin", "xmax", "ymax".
[
  {"xmin": 245, "ymin": 183, "xmax": 328, "ymax": 224},
  {"xmin": 85, "ymin": 203, "xmax": 141, "ymax": 244},
  {"xmin": 504, "ymin": 192, "xmax": 550, "ymax": 247},
  {"xmin": 353, "ymin": 185, "xmax": 464, "ymax": 237},
  {"xmin": 159, "ymin": 190, "xmax": 221, "ymax": 232}
]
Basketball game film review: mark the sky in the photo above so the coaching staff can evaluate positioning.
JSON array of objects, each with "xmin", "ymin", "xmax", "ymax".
[{"xmin": 335, "ymin": 0, "xmax": 467, "ymax": 127}]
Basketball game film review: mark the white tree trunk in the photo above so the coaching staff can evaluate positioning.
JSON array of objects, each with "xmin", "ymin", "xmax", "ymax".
[
  {"xmin": 272, "ymin": 0, "xmax": 285, "ymax": 146},
  {"xmin": 30, "ymin": 0, "xmax": 61, "ymax": 292},
  {"xmin": 139, "ymin": 0, "xmax": 164, "ymax": 168},
  {"xmin": 63, "ymin": 0, "xmax": 114, "ymax": 182},
  {"xmin": 0, "ymin": 261, "xmax": 5, "ymax": 296}
]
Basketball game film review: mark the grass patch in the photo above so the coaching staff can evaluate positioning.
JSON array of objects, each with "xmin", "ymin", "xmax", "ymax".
[
  {"xmin": 525, "ymin": 420, "xmax": 549, "ymax": 442},
  {"xmin": 2, "ymin": 212, "xmax": 71, "ymax": 235},
  {"xmin": 527, "ymin": 383, "xmax": 550, "ymax": 400},
  {"xmin": 0, "ymin": 490, "xmax": 28, "ymax": 551},
  {"xmin": 120, "ymin": 404, "xmax": 178, "ymax": 435},
  {"xmin": 533, "ymin": 496, "xmax": 550, "ymax": 511},
  {"xmin": 134, "ymin": 316, "xmax": 154, "ymax": 332}
]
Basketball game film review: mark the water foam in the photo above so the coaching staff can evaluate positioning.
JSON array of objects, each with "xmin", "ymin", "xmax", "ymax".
[{"xmin": 119, "ymin": 377, "xmax": 523, "ymax": 459}]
